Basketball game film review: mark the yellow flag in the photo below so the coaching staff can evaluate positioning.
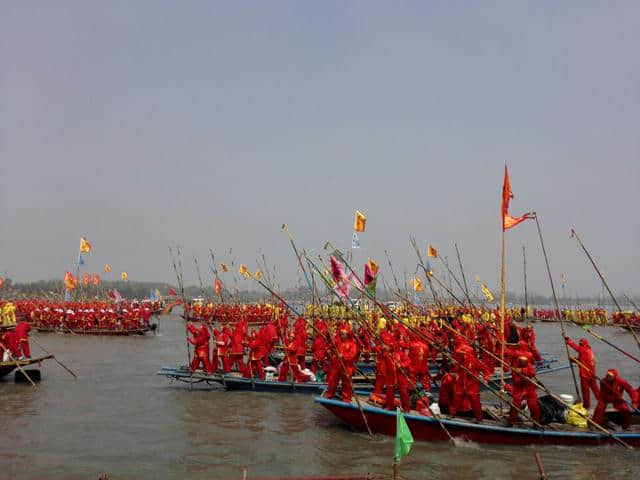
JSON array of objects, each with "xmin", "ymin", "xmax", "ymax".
[
  {"xmin": 104, "ymin": 264, "xmax": 112, "ymax": 273},
  {"xmin": 80, "ymin": 237, "xmax": 91, "ymax": 253},
  {"xmin": 220, "ymin": 263, "xmax": 228, "ymax": 273},
  {"xmin": 354, "ymin": 210, "xmax": 366, "ymax": 232},
  {"xmin": 481, "ymin": 284, "xmax": 494, "ymax": 302},
  {"xmin": 239, "ymin": 264, "xmax": 251, "ymax": 278},
  {"xmin": 411, "ymin": 277, "xmax": 424, "ymax": 292},
  {"xmin": 121, "ymin": 272, "xmax": 128, "ymax": 281},
  {"xmin": 254, "ymin": 269, "xmax": 263, "ymax": 280},
  {"xmin": 427, "ymin": 245, "xmax": 437, "ymax": 258}
]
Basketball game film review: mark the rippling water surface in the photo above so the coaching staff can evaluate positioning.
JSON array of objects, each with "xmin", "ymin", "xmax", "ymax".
[{"xmin": 1, "ymin": 316, "xmax": 639, "ymax": 479}]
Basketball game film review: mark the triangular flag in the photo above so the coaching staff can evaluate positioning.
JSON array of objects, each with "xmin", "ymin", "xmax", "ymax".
[
  {"xmin": 80, "ymin": 237, "xmax": 91, "ymax": 253},
  {"xmin": 427, "ymin": 245, "xmax": 437, "ymax": 258}
]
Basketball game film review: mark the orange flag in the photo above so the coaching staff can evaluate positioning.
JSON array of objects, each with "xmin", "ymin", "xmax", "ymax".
[
  {"xmin": 220, "ymin": 263, "xmax": 229, "ymax": 273},
  {"xmin": 354, "ymin": 210, "xmax": 366, "ymax": 232},
  {"xmin": 92, "ymin": 274, "xmax": 101, "ymax": 286},
  {"xmin": 427, "ymin": 245, "xmax": 437, "ymax": 258},
  {"xmin": 501, "ymin": 165, "xmax": 533, "ymax": 230},
  {"xmin": 214, "ymin": 278, "xmax": 222, "ymax": 294},
  {"xmin": 83, "ymin": 273, "xmax": 91, "ymax": 286}
]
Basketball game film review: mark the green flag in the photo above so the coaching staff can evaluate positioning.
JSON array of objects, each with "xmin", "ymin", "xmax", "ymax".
[{"xmin": 394, "ymin": 408, "xmax": 414, "ymax": 462}]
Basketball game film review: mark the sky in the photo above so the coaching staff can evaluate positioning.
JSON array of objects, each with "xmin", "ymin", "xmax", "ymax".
[{"xmin": 1, "ymin": 1, "xmax": 638, "ymax": 298}]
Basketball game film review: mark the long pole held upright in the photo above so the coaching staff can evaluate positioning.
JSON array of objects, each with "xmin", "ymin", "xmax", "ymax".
[
  {"xmin": 454, "ymin": 243, "xmax": 471, "ymax": 304},
  {"xmin": 570, "ymin": 228, "xmax": 640, "ymax": 351},
  {"xmin": 499, "ymin": 228, "xmax": 506, "ymax": 394},
  {"xmin": 523, "ymin": 245, "xmax": 529, "ymax": 321},
  {"xmin": 534, "ymin": 214, "xmax": 581, "ymax": 401}
]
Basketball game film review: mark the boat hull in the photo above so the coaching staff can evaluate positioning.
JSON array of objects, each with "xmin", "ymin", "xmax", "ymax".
[{"xmin": 315, "ymin": 397, "xmax": 640, "ymax": 447}]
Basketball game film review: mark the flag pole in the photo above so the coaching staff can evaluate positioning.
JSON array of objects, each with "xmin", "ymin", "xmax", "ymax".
[
  {"xmin": 522, "ymin": 245, "xmax": 529, "ymax": 322},
  {"xmin": 499, "ymin": 226, "xmax": 506, "ymax": 400}
]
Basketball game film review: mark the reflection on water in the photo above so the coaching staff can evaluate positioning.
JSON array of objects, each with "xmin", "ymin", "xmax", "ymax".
[{"xmin": 0, "ymin": 317, "xmax": 639, "ymax": 479}]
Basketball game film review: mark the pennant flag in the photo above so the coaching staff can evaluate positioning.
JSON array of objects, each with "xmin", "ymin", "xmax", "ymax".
[
  {"xmin": 330, "ymin": 256, "xmax": 347, "ymax": 283},
  {"xmin": 351, "ymin": 232, "xmax": 361, "ymax": 249},
  {"xmin": 214, "ymin": 278, "xmax": 222, "ymax": 294},
  {"xmin": 368, "ymin": 258, "xmax": 379, "ymax": 277},
  {"xmin": 113, "ymin": 288, "xmax": 123, "ymax": 303},
  {"xmin": 394, "ymin": 409, "xmax": 414, "ymax": 462},
  {"xmin": 501, "ymin": 166, "xmax": 533, "ymax": 231},
  {"xmin": 79, "ymin": 236, "xmax": 91, "ymax": 253},
  {"xmin": 363, "ymin": 259, "xmax": 378, "ymax": 298},
  {"xmin": 254, "ymin": 269, "xmax": 263, "ymax": 280},
  {"xmin": 78, "ymin": 254, "xmax": 86, "ymax": 266},
  {"xmin": 92, "ymin": 274, "xmax": 101, "ymax": 286},
  {"xmin": 354, "ymin": 210, "xmax": 366, "ymax": 232},
  {"xmin": 239, "ymin": 264, "xmax": 251, "ymax": 278},
  {"xmin": 220, "ymin": 263, "xmax": 229, "ymax": 273},
  {"xmin": 481, "ymin": 284, "xmax": 494, "ymax": 302},
  {"xmin": 64, "ymin": 271, "xmax": 76, "ymax": 291},
  {"xmin": 104, "ymin": 264, "xmax": 111, "ymax": 273},
  {"xmin": 411, "ymin": 277, "xmax": 424, "ymax": 292},
  {"xmin": 427, "ymin": 245, "xmax": 437, "ymax": 258},
  {"xmin": 83, "ymin": 273, "xmax": 91, "ymax": 286},
  {"xmin": 121, "ymin": 272, "xmax": 128, "ymax": 281},
  {"xmin": 167, "ymin": 287, "xmax": 177, "ymax": 296},
  {"xmin": 155, "ymin": 288, "xmax": 163, "ymax": 301}
]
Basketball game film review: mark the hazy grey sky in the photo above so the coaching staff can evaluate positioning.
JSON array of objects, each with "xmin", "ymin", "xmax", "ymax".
[{"xmin": 1, "ymin": 2, "xmax": 638, "ymax": 297}]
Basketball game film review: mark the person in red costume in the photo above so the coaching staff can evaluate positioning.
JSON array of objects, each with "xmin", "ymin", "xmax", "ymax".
[
  {"xmin": 244, "ymin": 330, "xmax": 265, "ymax": 379},
  {"xmin": 278, "ymin": 332, "xmax": 307, "ymax": 382},
  {"xmin": 218, "ymin": 326, "xmax": 232, "ymax": 372},
  {"xmin": 521, "ymin": 324, "xmax": 542, "ymax": 362},
  {"xmin": 565, "ymin": 336, "xmax": 599, "ymax": 409},
  {"xmin": 229, "ymin": 325, "xmax": 245, "ymax": 374},
  {"xmin": 325, "ymin": 329, "xmax": 357, "ymax": 402},
  {"xmin": 187, "ymin": 323, "xmax": 213, "ymax": 373},
  {"xmin": 408, "ymin": 335, "xmax": 430, "ymax": 391},
  {"xmin": 592, "ymin": 368, "xmax": 637, "ymax": 429},
  {"xmin": 369, "ymin": 329, "xmax": 394, "ymax": 402},
  {"xmin": 508, "ymin": 355, "xmax": 540, "ymax": 425},
  {"xmin": 450, "ymin": 340, "xmax": 488, "ymax": 422},
  {"xmin": 310, "ymin": 331, "xmax": 328, "ymax": 374},
  {"xmin": 384, "ymin": 345, "xmax": 411, "ymax": 412},
  {"xmin": 438, "ymin": 370, "xmax": 457, "ymax": 415},
  {"xmin": 14, "ymin": 321, "xmax": 32, "ymax": 358}
]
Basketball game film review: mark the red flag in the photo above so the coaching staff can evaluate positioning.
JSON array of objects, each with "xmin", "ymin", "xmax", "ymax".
[
  {"xmin": 214, "ymin": 278, "xmax": 222, "ymax": 294},
  {"xmin": 501, "ymin": 165, "xmax": 533, "ymax": 231},
  {"xmin": 107, "ymin": 289, "xmax": 115, "ymax": 299},
  {"xmin": 92, "ymin": 274, "xmax": 101, "ymax": 286},
  {"xmin": 83, "ymin": 273, "xmax": 91, "ymax": 286},
  {"xmin": 168, "ymin": 287, "xmax": 177, "ymax": 296},
  {"xmin": 0, "ymin": 277, "xmax": 4, "ymax": 289}
]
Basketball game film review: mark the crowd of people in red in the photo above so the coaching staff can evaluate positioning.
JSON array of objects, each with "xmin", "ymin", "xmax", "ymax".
[
  {"xmin": 11, "ymin": 300, "xmax": 160, "ymax": 331},
  {"xmin": 184, "ymin": 302, "xmax": 276, "ymax": 325}
]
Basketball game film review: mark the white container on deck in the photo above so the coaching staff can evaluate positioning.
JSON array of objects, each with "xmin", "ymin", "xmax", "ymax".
[{"xmin": 559, "ymin": 394, "xmax": 574, "ymax": 405}]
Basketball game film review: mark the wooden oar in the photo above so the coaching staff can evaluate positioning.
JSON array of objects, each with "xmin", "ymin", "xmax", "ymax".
[
  {"xmin": 570, "ymin": 228, "xmax": 640, "ymax": 351},
  {"xmin": 581, "ymin": 326, "xmax": 640, "ymax": 365},
  {"xmin": 0, "ymin": 338, "xmax": 36, "ymax": 387},
  {"xmin": 30, "ymin": 336, "xmax": 77, "ymax": 379}
]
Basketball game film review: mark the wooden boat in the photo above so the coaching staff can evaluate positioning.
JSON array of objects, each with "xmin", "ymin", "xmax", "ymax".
[
  {"xmin": 35, "ymin": 324, "xmax": 155, "ymax": 336},
  {"xmin": 157, "ymin": 367, "xmax": 374, "ymax": 393},
  {"xmin": 0, "ymin": 355, "xmax": 53, "ymax": 379},
  {"xmin": 158, "ymin": 361, "xmax": 568, "ymax": 394},
  {"xmin": 315, "ymin": 394, "xmax": 640, "ymax": 447}
]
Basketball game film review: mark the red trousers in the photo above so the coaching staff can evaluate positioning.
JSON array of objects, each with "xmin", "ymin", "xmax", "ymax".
[
  {"xmin": 509, "ymin": 388, "xmax": 540, "ymax": 424},
  {"xmin": 18, "ymin": 339, "xmax": 30, "ymax": 358},
  {"xmin": 326, "ymin": 368, "xmax": 353, "ymax": 402},
  {"xmin": 385, "ymin": 382, "xmax": 410, "ymax": 412},
  {"xmin": 190, "ymin": 353, "xmax": 213, "ymax": 373},
  {"xmin": 593, "ymin": 399, "xmax": 631, "ymax": 429},
  {"xmin": 278, "ymin": 360, "xmax": 306, "ymax": 382},
  {"xmin": 580, "ymin": 376, "xmax": 600, "ymax": 409},
  {"xmin": 244, "ymin": 359, "xmax": 265, "ymax": 379},
  {"xmin": 227, "ymin": 354, "xmax": 244, "ymax": 374},
  {"xmin": 450, "ymin": 391, "xmax": 483, "ymax": 421}
]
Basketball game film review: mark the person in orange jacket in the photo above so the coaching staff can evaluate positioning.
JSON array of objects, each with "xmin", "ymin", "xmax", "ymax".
[
  {"xmin": 325, "ymin": 328, "xmax": 358, "ymax": 402},
  {"xmin": 188, "ymin": 323, "xmax": 213, "ymax": 373},
  {"xmin": 565, "ymin": 336, "xmax": 599, "ymax": 409}
]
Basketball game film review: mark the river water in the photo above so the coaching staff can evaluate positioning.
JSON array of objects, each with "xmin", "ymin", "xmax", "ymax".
[{"xmin": 1, "ymin": 316, "xmax": 639, "ymax": 480}]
